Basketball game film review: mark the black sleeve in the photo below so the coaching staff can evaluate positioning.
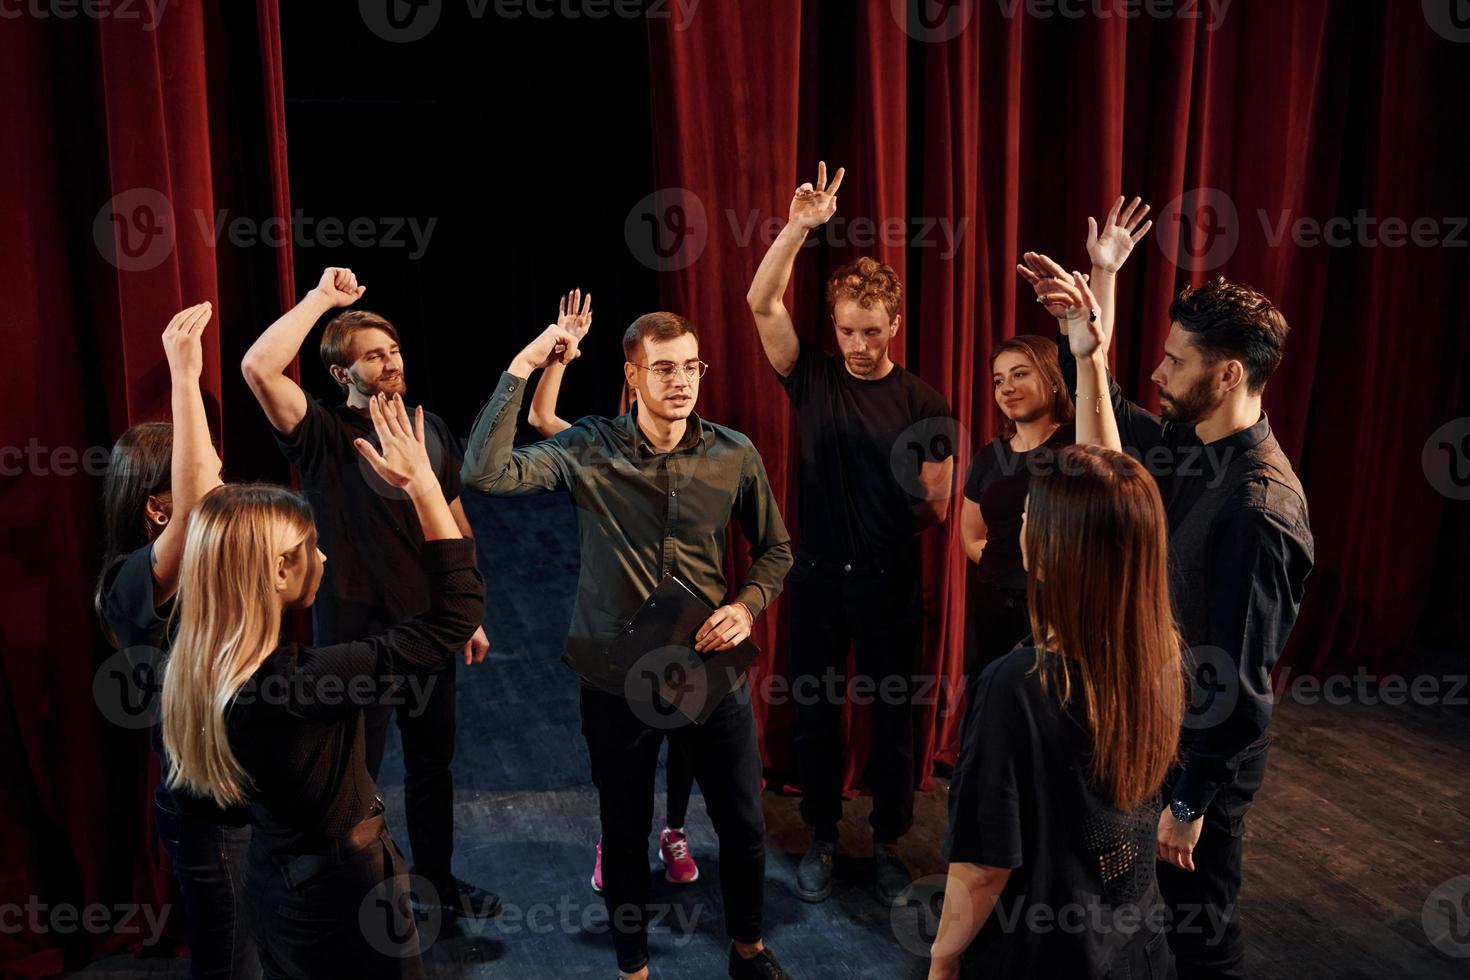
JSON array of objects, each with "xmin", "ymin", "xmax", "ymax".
[
  {"xmin": 1056, "ymin": 334, "xmax": 1165, "ymax": 457},
  {"xmin": 98, "ymin": 545, "xmax": 169, "ymax": 651},
  {"xmin": 775, "ymin": 340, "xmax": 824, "ymax": 404},
  {"xmin": 1173, "ymin": 504, "xmax": 1310, "ymax": 812},
  {"xmin": 427, "ymin": 412, "xmax": 464, "ymax": 503},
  {"xmin": 247, "ymin": 539, "xmax": 485, "ymax": 722},
  {"xmin": 945, "ymin": 657, "xmax": 1029, "ymax": 869},
  {"xmin": 962, "ymin": 443, "xmax": 995, "ymax": 504},
  {"xmin": 273, "ymin": 396, "xmax": 340, "ymax": 477}
]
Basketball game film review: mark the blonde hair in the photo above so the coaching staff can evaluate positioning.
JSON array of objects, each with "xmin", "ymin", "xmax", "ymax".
[{"xmin": 162, "ymin": 483, "xmax": 316, "ymax": 807}]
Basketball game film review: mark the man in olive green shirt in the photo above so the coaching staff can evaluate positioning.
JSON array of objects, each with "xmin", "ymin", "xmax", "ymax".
[{"xmin": 460, "ymin": 310, "xmax": 795, "ymax": 980}]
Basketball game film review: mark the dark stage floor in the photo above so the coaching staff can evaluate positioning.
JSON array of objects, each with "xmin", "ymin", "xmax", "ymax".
[{"xmin": 69, "ymin": 491, "xmax": 1470, "ymax": 979}]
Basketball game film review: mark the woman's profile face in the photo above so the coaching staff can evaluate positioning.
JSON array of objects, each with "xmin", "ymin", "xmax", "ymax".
[{"xmin": 280, "ymin": 531, "xmax": 326, "ymax": 609}]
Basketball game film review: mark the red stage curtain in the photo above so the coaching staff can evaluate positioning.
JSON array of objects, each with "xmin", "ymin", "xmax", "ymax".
[
  {"xmin": 0, "ymin": 4, "xmax": 294, "ymax": 974},
  {"xmin": 647, "ymin": 0, "xmax": 1470, "ymax": 787}
]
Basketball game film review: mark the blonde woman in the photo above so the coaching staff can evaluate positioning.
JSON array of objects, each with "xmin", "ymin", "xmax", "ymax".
[
  {"xmin": 162, "ymin": 393, "xmax": 484, "ymax": 980},
  {"xmin": 931, "ymin": 445, "xmax": 1183, "ymax": 978}
]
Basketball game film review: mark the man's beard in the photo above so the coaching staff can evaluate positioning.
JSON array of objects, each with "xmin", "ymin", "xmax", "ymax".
[
  {"xmin": 1158, "ymin": 374, "xmax": 1218, "ymax": 425},
  {"xmin": 354, "ymin": 374, "xmax": 406, "ymax": 398}
]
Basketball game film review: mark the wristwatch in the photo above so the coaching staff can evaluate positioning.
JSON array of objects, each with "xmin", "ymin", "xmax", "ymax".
[{"xmin": 1169, "ymin": 799, "xmax": 1204, "ymax": 823}]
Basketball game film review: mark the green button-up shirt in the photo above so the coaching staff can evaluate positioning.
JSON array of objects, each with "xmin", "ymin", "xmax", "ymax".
[{"xmin": 461, "ymin": 371, "xmax": 794, "ymax": 670}]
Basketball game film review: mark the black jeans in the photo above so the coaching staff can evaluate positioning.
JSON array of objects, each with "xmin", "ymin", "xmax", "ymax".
[
  {"xmin": 788, "ymin": 553, "xmax": 921, "ymax": 843},
  {"xmin": 245, "ymin": 825, "xmax": 423, "ymax": 980},
  {"xmin": 153, "ymin": 785, "xmax": 259, "ymax": 980},
  {"xmin": 1156, "ymin": 745, "xmax": 1270, "ymax": 980},
  {"xmin": 364, "ymin": 658, "xmax": 457, "ymax": 888},
  {"xmin": 664, "ymin": 735, "xmax": 696, "ymax": 829},
  {"xmin": 580, "ymin": 683, "xmax": 766, "ymax": 975}
]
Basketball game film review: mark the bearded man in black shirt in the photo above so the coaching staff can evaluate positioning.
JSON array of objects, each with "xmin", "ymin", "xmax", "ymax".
[
  {"xmin": 241, "ymin": 267, "xmax": 498, "ymax": 919},
  {"xmin": 747, "ymin": 163, "xmax": 955, "ymax": 908},
  {"xmin": 1026, "ymin": 225, "xmax": 1314, "ymax": 980}
]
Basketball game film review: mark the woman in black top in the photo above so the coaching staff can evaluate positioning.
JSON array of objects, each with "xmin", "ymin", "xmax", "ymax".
[
  {"xmin": 162, "ymin": 393, "xmax": 484, "ymax": 980},
  {"xmin": 932, "ymin": 445, "xmax": 1184, "ymax": 979},
  {"xmin": 960, "ymin": 335, "xmax": 1074, "ymax": 703},
  {"xmin": 94, "ymin": 303, "xmax": 260, "ymax": 980}
]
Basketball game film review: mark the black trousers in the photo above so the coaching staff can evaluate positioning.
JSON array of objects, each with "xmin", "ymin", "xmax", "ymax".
[
  {"xmin": 1157, "ymin": 745, "xmax": 1270, "ymax": 980},
  {"xmin": 960, "ymin": 582, "xmax": 1030, "ymax": 738},
  {"xmin": 364, "ymin": 658, "xmax": 457, "ymax": 888},
  {"xmin": 153, "ymin": 784, "xmax": 259, "ymax": 980},
  {"xmin": 580, "ymin": 683, "xmax": 766, "ymax": 975},
  {"xmin": 788, "ymin": 553, "xmax": 921, "ymax": 843},
  {"xmin": 245, "ymin": 827, "xmax": 423, "ymax": 980}
]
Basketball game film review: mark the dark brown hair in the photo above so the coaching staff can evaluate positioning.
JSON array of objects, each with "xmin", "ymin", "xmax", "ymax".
[
  {"xmin": 1169, "ymin": 277, "xmax": 1289, "ymax": 394},
  {"xmin": 319, "ymin": 311, "xmax": 401, "ymax": 389},
  {"xmin": 95, "ymin": 421, "xmax": 173, "ymax": 642},
  {"xmin": 621, "ymin": 312, "xmax": 698, "ymax": 361},
  {"xmin": 825, "ymin": 257, "xmax": 902, "ymax": 322},
  {"xmin": 990, "ymin": 334, "xmax": 1075, "ymax": 440},
  {"xmin": 1024, "ymin": 444, "xmax": 1184, "ymax": 811}
]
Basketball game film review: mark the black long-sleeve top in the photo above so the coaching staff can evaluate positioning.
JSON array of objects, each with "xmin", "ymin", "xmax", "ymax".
[
  {"xmin": 226, "ymin": 539, "xmax": 484, "ymax": 856},
  {"xmin": 1060, "ymin": 343, "xmax": 1313, "ymax": 814}
]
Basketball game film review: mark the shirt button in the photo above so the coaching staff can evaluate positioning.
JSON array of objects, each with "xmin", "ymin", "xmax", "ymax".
[
  {"xmin": 843, "ymin": 563, "xmax": 852, "ymax": 573},
  {"xmin": 670, "ymin": 490, "xmax": 677, "ymax": 496}
]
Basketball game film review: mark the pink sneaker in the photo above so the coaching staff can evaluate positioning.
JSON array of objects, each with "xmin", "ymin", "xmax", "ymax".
[
  {"xmin": 591, "ymin": 838, "xmax": 604, "ymax": 894},
  {"xmin": 660, "ymin": 827, "xmax": 699, "ymax": 884}
]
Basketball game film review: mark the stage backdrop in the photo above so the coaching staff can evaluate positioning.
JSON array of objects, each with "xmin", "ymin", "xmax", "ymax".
[
  {"xmin": 645, "ymin": 0, "xmax": 1470, "ymax": 787},
  {"xmin": 0, "ymin": 2, "xmax": 295, "ymax": 974}
]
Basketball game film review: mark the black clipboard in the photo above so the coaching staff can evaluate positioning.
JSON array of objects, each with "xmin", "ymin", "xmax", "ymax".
[{"xmin": 578, "ymin": 574, "xmax": 759, "ymax": 725}]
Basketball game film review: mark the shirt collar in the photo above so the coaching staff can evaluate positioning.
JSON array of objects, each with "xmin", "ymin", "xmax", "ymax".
[
  {"xmin": 622, "ymin": 401, "xmax": 707, "ymax": 457},
  {"xmin": 1208, "ymin": 411, "xmax": 1272, "ymax": 454}
]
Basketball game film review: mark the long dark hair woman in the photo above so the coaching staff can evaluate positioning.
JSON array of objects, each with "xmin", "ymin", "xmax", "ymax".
[
  {"xmin": 161, "ymin": 393, "xmax": 484, "ymax": 980},
  {"xmin": 930, "ymin": 445, "xmax": 1184, "ymax": 979},
  {"xmin": 94, "ymin": 303, "xmax": 259, "ymax": 979},
  {"xmin": 959, "ymin": 334, "xmax": 1075, "ymax": 705}
]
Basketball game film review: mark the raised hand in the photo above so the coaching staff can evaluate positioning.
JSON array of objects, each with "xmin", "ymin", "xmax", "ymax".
[
  {"xmin": 1017, "ymin": 252, "xmax": 1089, "ymax": 320},
  {"xmin": 1029, "ymin": 262, "xmax": 1106, "ymax": 359},
  {"xmin": 353, "ymin": 393, "xmax": 433, "ymax": 491},
  {"xmin": 161, "ymin": 302, "xmax": 212, "ymax": 382},
  {"xmin": 557, "ymin": 289, "xmax": 593, "ymax": 342},
  {"xmin": 513, "ymin": 321, "xmax": 584, "ymax": 376},
  {"xmin": 313, "ymin": 266, "xmax": 366, "ymax": 308},
  {"xmin": 788, "ymin": 160, "xmax": 845, "ymax": 231},
  {"xmin": 1087, "ymin": 196, "xmax": 1153, "ymax": 273}
]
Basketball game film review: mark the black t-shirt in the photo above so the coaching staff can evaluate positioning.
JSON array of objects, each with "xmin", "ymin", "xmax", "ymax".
[
  {"xmin": 97, "ymin": 545, "xmax": 250, "ymax": 827},
  {"xmin": 226, "ymin": 540, "xmax": 483, "ymax": 856},
  {"xmin": 276, "ymin": 397, "xmax": 464, "ymax": 644},
  {"xmin": 946, "ymin": 647, "xmax": 1165, "ymax": 978},
  {"xmin": 963, "ymin": 423, "xmax": 1075, "ymax": 591},
  {"xmin": 778, "ymin": 341, "xmax": 952, "ymax": 563}
]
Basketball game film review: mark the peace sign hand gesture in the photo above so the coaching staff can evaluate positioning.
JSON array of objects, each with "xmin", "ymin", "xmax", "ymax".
[{"xmin": 789, "ymin": 160, "xmax": 846, "ymax": 231}]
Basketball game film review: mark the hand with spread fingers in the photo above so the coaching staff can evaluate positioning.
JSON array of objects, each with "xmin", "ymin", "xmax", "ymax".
[
  {"xmin": 1087, "ymin": 195, "xmax": 1153, "ymax": 274},
  {"xmin": 558, "ymin": 288, "xmax": 593, "ymax": 341},
  {"xmin": 353, "ymin": 393, "xmax": 434, "ymax": 493},
  {"xmin": 789, "ymin": 160, "xmax": 845, "ymax": 231},
  {"xmin": 694, "ymin": 602, "xmax": 754, "ymax": 653}
]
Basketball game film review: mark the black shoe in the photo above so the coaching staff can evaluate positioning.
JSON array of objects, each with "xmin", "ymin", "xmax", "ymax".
[
  {"xmin": 873, "ymin": 844, "xmax": 911, "ymax": 908},
  {"xmin": 417, "ymin": 877, "xmax": 502, "ymax": 919},
  {"xmin": 729, "ymin": 944, "xmax": 791, "ymax": 979},
  {"xmin": 795, "ymin": 840, "xmax": 835, "ymax": 902}
]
